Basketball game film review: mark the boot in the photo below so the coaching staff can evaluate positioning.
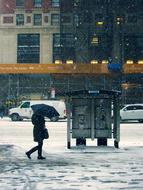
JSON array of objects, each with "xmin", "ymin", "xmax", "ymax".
[
  {"xmin": 26, "ymin": 146, "xmax": 39, "ymax": 159},
  {"xmin": 37, "ymin": 144, "xmax": 45, "ymax": 159},
  {"xmin": 37, "ymin": 156, "xmax": 46, "ymax": 160},
  {"xmin": 25, "ymin": 152, "xmax": 31, "ymax": 159}
]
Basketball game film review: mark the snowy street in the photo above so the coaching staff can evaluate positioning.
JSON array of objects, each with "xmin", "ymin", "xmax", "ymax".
[{"xmin": 0, "ymin": 118, "xmax": 143, "ymax": 190}]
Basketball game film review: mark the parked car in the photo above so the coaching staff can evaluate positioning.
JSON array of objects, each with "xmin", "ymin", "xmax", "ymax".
[
  {"xmin": 9, "ymin": 100, "xmax": 67, "ymax": 121},
  {"xmin": 120, "ymin": 104, "xmax": 143, "ymax": 123}
]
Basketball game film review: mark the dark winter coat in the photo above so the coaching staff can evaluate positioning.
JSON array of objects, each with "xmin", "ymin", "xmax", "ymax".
[{"xmin": 31, "ymin": 113, "xmax": 46, "ymax": 142}]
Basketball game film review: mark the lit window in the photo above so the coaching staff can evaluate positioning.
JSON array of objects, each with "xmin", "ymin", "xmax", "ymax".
[
  {"xmin": 34, "ymin": 14, "xmax": 42, "ymax": 25},
  {"xmin": 16, "ymin": 14, "xmax": 24, "ymax": 25},
  {"xmin": 34, "ymin": 0, "xmax": 42, "ymax": 8},
  {"xmin": 96, "ymin": 21, "xmax": 104, "ymax": 26},
  {"xmin": 51, "ymin": 14, "xmax": 60, "ymax": 25},
  {"xmin": 91, "ymin": 36, "xmax": 98, "ymax": 45},
  {"xmin": 51, "ymin": 0, "xmax": 60, "ymax": 7}
]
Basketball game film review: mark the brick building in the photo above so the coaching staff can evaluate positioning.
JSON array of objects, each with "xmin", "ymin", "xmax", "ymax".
[{"xmin": 0, "ymin": 0, "xmax": 60, "ymax": 64}]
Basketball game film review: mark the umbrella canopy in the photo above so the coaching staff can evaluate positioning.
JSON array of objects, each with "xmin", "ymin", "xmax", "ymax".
[{"xmin": 31, "ymin": 104, "xmax": 60, "ymax": 119}]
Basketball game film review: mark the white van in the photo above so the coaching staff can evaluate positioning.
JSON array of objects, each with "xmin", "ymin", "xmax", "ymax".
[{"xmin": 9, "ymin": 100, "xmax": 67, "ymax": 121}]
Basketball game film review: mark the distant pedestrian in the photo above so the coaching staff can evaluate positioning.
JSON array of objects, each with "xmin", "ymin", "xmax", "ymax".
[
  {"xmin": 26, "ymin": 113, "xmax": 49, "ymax": 160},
  {"xmin": 0, "ymin": 104, "xmax": 5, "ymax": 118}
]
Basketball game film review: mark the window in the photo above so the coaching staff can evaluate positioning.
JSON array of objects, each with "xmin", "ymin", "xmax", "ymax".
[
  {"xmin": 26, "ymin": 16, "xmax": 31, "ymax": 23},
  {"xmin": 51, "ymin": 0, "xmax": 60, "ymax": 7},
  {"xmin": 139, "ymin": 13, "xmax": 143, "ymax": 20},
  {"xmin": 61, "ymin": 15, "xmax": 71, "ymax": 24},
  {"xmin": 51, "ymin": 14, "xmax": 60, "ymax": 25},
  {"xmin": 95, "ymin": 13, "xmax": 104, "ymax": 25},
  {"xmin": 21, "ymin": 102, "xmax": 30, "ymax": 108},
  {"xmin": 34, "ymin": 14, "xmax": 42, "ymax": 25},
  {"xmin": 124, "ymin": 106, "xmax": 132, "ymax": 111},
  {"xmin": 135, "ymin": 106, "xmax": 143, "ymax": 110},
  {"xmin": 74, "ymin": 14, "xmax": 79, "ymax": 26},
  {"xmin": 53, "ymin": 34, "xmax": 60, "ymax": 47},
  {"xmin": 60, "ymin": 33, "xmax": 75, "ymax": 62},
  {"xmin": 127, "ymin": 15, "xmax": 137, "ymax": 23},
  {"xmin": 3, "ymin": 16, "xmax": 13, "ymax": 24},
  {"xmin": 16, "ymin": 14, "xmax": 24, "ymax": 25},
  {"xmin": 53, "ymin": 33, "xmax": 61, "ymax": 61},
  {"xmin": 62, "ymin": 34, "xmax": 74, "ymax": 47},
  {"xmin": 124, "ymin": 36, "xmax": 143, "ymax": 61},
  {"xmin": 34, "ymin": 0, "xmax": 42, "ymax": 8},
  {"xmin": 125, "ymin": 106, "xmax": 141, "ymax": 111},
  {"xmin": 83, "ymin": 11, "xmax": 93, "ymax": 23},
  {"xmin": 53, "ymin": 33, "xmax": 75, "ymax": 61},
  {"xmin": 44, "ymin": 16, "xmax": 48, "ymax": 23},
  {"xmin": 16, "ymin": 0, "xmax": 24, "ymax": 7},
  {"xmin": 17, "ymin": 34, "xmax": 40, "ymax": 63}
]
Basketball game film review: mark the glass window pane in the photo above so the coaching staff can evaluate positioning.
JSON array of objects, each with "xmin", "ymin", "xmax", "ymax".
[
  {"xmin": 17, "ymin": 34, "xmax": 40, "ymax": 63},
  {"xmin": 51, "ymin": 14, "xmax": 60, "ymax": 25},
  {"xmin": 34, "ymin": 0, "xmax": 42, "ymax": 8},
  {"xmin": 21, "ymin": 102, "xmax": 30, "ymax": 108},
  {"xmin": 34, "ymin": 14, "xmax": 42, "ymax": 25},
  {"xmin": 16, "ymin": 14, "xmax": 24, "ymax": 25},
  {"xmin": 53, "ymin": 34, "xmax": 60, "ymax": 47},
  {"xmin": 16, "ymin": 0, "xmax": 24, "ymax": 7},
  {"xmin": 51, "ymin": 0, "xmax": 60, "ymax": 7}
]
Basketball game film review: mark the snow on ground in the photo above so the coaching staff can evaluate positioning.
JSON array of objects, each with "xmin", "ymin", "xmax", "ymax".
[{"xmin": 0, "ymin": 118, "xmax": 143, "ymax": 190}]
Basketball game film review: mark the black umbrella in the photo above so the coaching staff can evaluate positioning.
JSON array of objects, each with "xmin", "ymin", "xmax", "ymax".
[{"xmin": 31, "ymin": 104, "xmax": 60, "ymax": 120}]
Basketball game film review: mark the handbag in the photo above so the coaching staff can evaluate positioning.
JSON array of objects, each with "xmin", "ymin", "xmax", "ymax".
[{"xmin": 43, "ymin": 128, "xmax": 49, "ymax": 139}]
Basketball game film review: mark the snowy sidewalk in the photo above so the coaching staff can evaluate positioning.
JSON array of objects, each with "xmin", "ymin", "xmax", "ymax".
[
  {"xmin": 0, "ymin": 144, "xmax": 143, "ymax": 190},
  {"xmin": 0, "ymin": 119, "xmax": 143, "ymax": 189}
]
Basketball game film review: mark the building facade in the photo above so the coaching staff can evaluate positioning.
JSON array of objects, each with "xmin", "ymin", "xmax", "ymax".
[
  {"xmin": 1, "ymin": 0, "xmax": 143, "ymax": 65},
  {"xmin": 60, "ymin": 0, "xmax": 143, "ymax": 65},
  {"xmin": 0, "ymin": 0, "xmax": 60, "ymax": 64},
  {"xmin": 59, "ymin": 0, "xmax": 143, "ymax": 104},
  {"xmin": 0, "ymin": 0, "xmax": 143, "ymax": 105}
]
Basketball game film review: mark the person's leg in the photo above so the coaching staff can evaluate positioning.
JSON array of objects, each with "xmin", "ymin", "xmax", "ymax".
[
  {"xmin": 37, "ymin": 141, "xmax": 46, "ymax": 159},
  {"xmin": 26, "ymin": 145, "xmax": 39, "ymax": 159}
]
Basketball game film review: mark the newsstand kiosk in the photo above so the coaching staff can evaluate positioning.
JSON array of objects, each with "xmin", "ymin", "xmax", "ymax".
[{"xmin": 66, "ymin": 90, "xmax": 121, "ymax": 149}]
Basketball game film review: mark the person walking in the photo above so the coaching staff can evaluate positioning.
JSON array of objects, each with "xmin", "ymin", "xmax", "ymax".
[
  {"xmin": 0, "ymin": 103, "xmax": 5, "ymax": 118},
  {"xmin": 26, "ymin": 113, "xmax": 48, "ymax": 160}
]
